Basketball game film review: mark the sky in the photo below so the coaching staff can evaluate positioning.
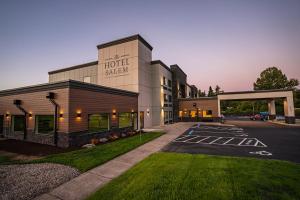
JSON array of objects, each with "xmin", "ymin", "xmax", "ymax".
[{"xmin": 0, "ymin": 0, "xmax": 299, "ymax": 92}]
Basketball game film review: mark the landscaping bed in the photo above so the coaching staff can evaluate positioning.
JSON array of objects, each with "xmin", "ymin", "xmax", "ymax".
[
  {"xmin": 25, "ymin": 131, "xmax": 164, "ymax": 172},
  {"xmin": 87, "ymin": 152, "xmax": 300, "ymax": 200}
]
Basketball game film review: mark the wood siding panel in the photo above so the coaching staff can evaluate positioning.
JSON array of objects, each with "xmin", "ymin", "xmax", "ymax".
[
  {"xmin": 0, "ymin": 88, "xmax": 69, "ymax": 133},
  {"xmin": 69, "ymin": 88, "xmax": 138, "ymax": 133}
]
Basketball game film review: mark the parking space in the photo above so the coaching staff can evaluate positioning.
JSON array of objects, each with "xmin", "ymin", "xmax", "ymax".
[{"xmin": 163, "ymin": 120, "xmax": 300, "ymax": 163}]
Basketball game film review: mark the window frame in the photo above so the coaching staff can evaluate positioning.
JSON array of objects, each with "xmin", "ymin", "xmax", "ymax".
[
  {"xmin": 35, "ymin": 115, "xmax": 55, "ymax": 135},
  {"xmin": 88, "ymin": 113, "xmax": 110, "ymax": 133},
  {"xmin": 118, "ymin": 112, "xmax": 134, "ymax": 129},
  {"xmin": 11, "ymin": 115, "xmax": 25, "ymax": 133}
]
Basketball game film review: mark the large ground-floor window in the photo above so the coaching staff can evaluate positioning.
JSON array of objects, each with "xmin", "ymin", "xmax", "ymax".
[
  {"xmin": 35, "ymin": 115, "xmax": 54, "ymax": 134},
  {"xmin": 88, "ymin": 114, "xmax": 109, "ymax": 132},
  {"xmin": 119, "ymin": 112, "xmax": 133, "ymax": 128},
  {"xmin": 12, "ymin": 115, "xmax": 25, "ymax": 132}
]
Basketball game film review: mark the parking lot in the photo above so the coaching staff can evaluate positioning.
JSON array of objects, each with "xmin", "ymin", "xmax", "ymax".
[{"xmin": 163, "ymin": 120, "xmax": 300, "ymax": 163}]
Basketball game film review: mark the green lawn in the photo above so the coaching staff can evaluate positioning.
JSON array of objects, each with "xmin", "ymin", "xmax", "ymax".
[
  {"xmin": 87, "ymin": 152, "xmax": 300, "ymax": 200},
  {"xmin": 0, "ymin": 155, "xmax": 12, "ymax": 164},
  {"xmin": 22, "ymin": 132, "xmax": 163, "ymax": 172}
]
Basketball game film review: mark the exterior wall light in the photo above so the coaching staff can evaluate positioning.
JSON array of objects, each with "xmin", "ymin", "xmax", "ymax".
[
  {"xmin": 28, "ymin": 113, "xmax": 33, "ymax": 119},
  {"xmin": 146, "ymin": 109, "xmax": 150, "ymax": 116},
  {"xmin": 112, "ymin": 109, "xmax": 117, "ymax": 118},
  {"xmin": 59, "ymin": 113, "xmax": 64, "ymax": 118},
  {"xmin": 5, "ymin": 113, "xmax": 10, "ymax": 119},
  {"xmin": 76, "ymin": 113, "xmax": 82, "ymax": 118}
]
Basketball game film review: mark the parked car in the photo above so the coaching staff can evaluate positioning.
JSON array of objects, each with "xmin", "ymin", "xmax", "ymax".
[{"xmin": 250, "ymin": 112, "xmax": 269, "ymax": 121}]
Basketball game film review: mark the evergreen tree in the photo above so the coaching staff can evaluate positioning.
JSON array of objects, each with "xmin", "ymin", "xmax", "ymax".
[{"xmin": 208, "ymin": 86, "xmax": 214, "ymax": 97}]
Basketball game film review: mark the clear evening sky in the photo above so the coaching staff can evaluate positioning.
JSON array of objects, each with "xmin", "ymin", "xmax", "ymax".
[{"xmin": 0, "ymin": 0, "xmax": 299, "ymax": 92}]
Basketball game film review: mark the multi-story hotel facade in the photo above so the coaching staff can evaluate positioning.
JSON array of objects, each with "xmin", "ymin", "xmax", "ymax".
[{"xmin": 0, "ymin": 34, "xmax": 296, "ymax": 147}]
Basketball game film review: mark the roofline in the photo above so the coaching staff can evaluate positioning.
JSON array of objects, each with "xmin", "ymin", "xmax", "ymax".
[
  {"xmin": 178, "ymin": 97, "xmax": 217, "ymax": 100},
  {"xmin": 97, "ymin": 34, "xmax": 153, "ymax": 51},
  {"xmin": 218, "ymin": 89, "xmax": 294, "ymax": 95},
  {"xmin": 170, "ymin": 64, "xmax": 187, "ymax": 77},
  {"xmin": 48, "ymin": 61, "xmax": 98, "ymax": 75},
  {"xmin": 0, "ymin": 80, "xmax": 138, "ymax": 97},
  {"xmin": 151, "ymin": 60, "xmax": 171, "ymax": 73}
]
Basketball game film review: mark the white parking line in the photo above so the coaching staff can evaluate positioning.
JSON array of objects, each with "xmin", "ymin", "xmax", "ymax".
[
  {"xmin": 182, "ymin": 136, "xmax": 200, "ymax": 142},
  {"xmin": 223, "ymin": 137, "xmax": 234, "ymax": 144},
  {"xmin": 196, "ymin": 136, "xmax": 212, "ymax": 143},
  {"xmin": 193, "ymin": 130, "xmax": 247, "ymax": 134},
  {"xmin": 173, "ymin": 135, "xmax": 267, "ymax": 148},
  {"xmin": 208, "ymin": 137, "xmax": 223, "ymax": 144},
  {"xmin": 174, "ymin": 135, "xmax": 190, "ymax": 141},
  {"xmin": 254, "ymin": 140, "xmax": 267, "ymax": 147},
  {"xmin": 238, "ymin": 138, "xmax": 247, "ymax": 146}
]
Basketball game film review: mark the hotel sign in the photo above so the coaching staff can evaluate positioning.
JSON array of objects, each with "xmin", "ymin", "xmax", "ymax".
[{"xmin": 104, "ymin": 54, "xmax": 130, "ymax": 77}]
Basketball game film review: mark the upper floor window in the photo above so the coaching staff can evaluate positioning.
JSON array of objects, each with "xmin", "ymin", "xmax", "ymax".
[
  {"xmin": 168, "ymin": 95, "xmax": 172, "ymax": 102},
  {"xmin": 164, "ymin": 94, "xmax": 168, "ymax": 101},
  {"xmin": 163, "ymin": 77, "xmax": 166, "ymax": 85},
  {"xmin": 168, "ymin": 79, "xmax": 172, "ymax": 87}
]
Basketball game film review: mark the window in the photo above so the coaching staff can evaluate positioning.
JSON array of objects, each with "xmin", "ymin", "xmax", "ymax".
[
  {"xmin": 119, "ymin": 112, "xmax": 133, "ymax": 128},
  {"xmin": 169, "ymin": 111, "xmax": 172, "ymax": 119},
  {"xmin": 168, "ymin": 95, "xmax": 172, "ymax": 102},
  {"xmin": 203, "ymin": 110, "xmax": 213, "ymax": 117},
  {"xmin": 12, "ymin": 115, "xmax": 25, "ymax": 132},
  {"xmin": 88, "ymin": 114, "xmax": 109, "ymax": 132},
  {"xmin": 168, "ymin": 79, "xmax": 172, "ymax": 87},
  {"xmin": 163, "ymin": 77, "xmax": 166, "ymax": 85},
  {"xmin": 190, "ymin": 111, "xmax": 197, "ymax": 118},
  {"xmin": 164, "ymin": 94, "xmax": 168, "ymax": 102},
  {"xmin": 83, "ymin": 76, "xmax": 91, "ymax": 83},
  {"xmin": 164, "ymin": 111, "xmax": 168, "ymax": 123},
  {"xmin": 35, "ymin": 115, "xmax": 54, "ymax": 134}
]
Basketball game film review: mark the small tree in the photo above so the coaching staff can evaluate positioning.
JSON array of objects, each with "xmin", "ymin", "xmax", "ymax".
[
  {"xmin": 215, "ymin": 85, "xmax": 221, "ymax": 95},
  {"xmin": 208, "ymin": 86, "xmax": 214, "ymax": 97}
]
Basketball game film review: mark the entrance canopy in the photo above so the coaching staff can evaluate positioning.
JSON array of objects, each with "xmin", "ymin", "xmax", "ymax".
[{"xmin": 217, "ymin": 89, "xmax": 295, "ymax": 124}]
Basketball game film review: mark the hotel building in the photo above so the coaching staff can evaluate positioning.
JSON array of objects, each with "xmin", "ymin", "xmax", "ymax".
[{"xmin": 0, "ymin": 34, "xmax": 295, "ymax": 147}]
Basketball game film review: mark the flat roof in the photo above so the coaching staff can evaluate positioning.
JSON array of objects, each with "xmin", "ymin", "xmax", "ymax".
[
  {"xmin": 178, "ymin": 97, "xmax": 217, "ymax": 101},
  {"xmin": 48, "ymin": 61, "xmax": 98, "ymax": 75},
  {"xmin": 218, "ymin": 89, "xmax": 294, "ymax": 95},
  {"xmin": 151, "ymin": 60, "xmax": 171, "ymax": 72},
  {"xmin": 0, "ymin": 80, "xmax": 138, "ymax": 97},
  {"xmin": 97, "ymin": 34, "xmax": 153, "ymax": 51},
  {"xmin": 170, "ymin": 64, "xmax": 187, "ymax": 77}
]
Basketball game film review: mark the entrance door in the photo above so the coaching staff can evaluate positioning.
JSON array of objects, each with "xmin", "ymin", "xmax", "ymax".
[
  {"xmin": 140, "ymin": 111, "xmax": 144, "ymax": 129},
  {"xmin": 0, "ymin": 115, "xmax": 3, "ymax": 135}
]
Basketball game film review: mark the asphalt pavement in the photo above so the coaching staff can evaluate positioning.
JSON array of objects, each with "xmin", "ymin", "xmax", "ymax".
[{"xmin": 162, "ymin": 120, "xmax": 300, "ymax": 163}]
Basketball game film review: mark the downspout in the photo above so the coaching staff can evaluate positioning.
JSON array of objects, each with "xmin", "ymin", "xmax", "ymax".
[
  {"xmin": 13, "ymin": 100, "xmax": 28, "ymax": 140},
  {"xmin": 46, "ymin": 92, "xmax": 59, "ymax": 146}
]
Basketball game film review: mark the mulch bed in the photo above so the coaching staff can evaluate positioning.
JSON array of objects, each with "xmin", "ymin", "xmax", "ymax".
[{"xmin": 0, "ymin": 139, "xmax": 78, "ymax": 156}]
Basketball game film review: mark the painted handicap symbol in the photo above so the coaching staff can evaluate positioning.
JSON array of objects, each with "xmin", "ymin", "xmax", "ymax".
[{"xmin": 249, "ymin": 151, "xmax": 272, "ymax": 156}]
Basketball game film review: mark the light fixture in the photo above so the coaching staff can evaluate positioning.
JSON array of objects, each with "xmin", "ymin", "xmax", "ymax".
[
  {"xmin": 59, "ymin": 113, "xmax": 64, "ymax": 118},
  {"xmin": 76, "ymin": 113, "xmax": 82, "ymax": 118},
  {"xmin": 112, "ymin": 109, "xmax": 117, "ymax": 118},
  {"xmin": 5, "ymin": 113, "xmax": 10, "ymax": 118},
  {"xmin": 146, "ymin": 109, "xmax": 150, "ymax": 116},
  {"xmin": 28, "ymin": 113, "xmax": 33, "ymax": 118}
]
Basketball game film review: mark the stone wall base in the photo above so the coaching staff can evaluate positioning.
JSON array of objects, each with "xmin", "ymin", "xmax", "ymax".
[{"xmin": 285, "ymin": 116, "xmax": 295, "ymax": 124}]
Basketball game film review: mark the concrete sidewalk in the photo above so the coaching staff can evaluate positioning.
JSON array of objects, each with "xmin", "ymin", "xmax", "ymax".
[{"xmin": 36, "ymin": 122, "xmax": 193, "ymax": 200}]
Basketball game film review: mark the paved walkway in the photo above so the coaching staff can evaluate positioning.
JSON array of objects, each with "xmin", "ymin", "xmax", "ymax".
[{"xmin": 35, "ymin": 122, "xmax": 193, "ymax": 200}]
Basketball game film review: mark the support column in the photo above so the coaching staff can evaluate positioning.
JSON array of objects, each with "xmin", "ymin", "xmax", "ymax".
[
  {"xmin": 284, "ymin": 96, "xmax": 295, "ymax": 124},
  {"xmin": 268, "ymin": 99, "xmax": 276, "ymax": 120}
]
